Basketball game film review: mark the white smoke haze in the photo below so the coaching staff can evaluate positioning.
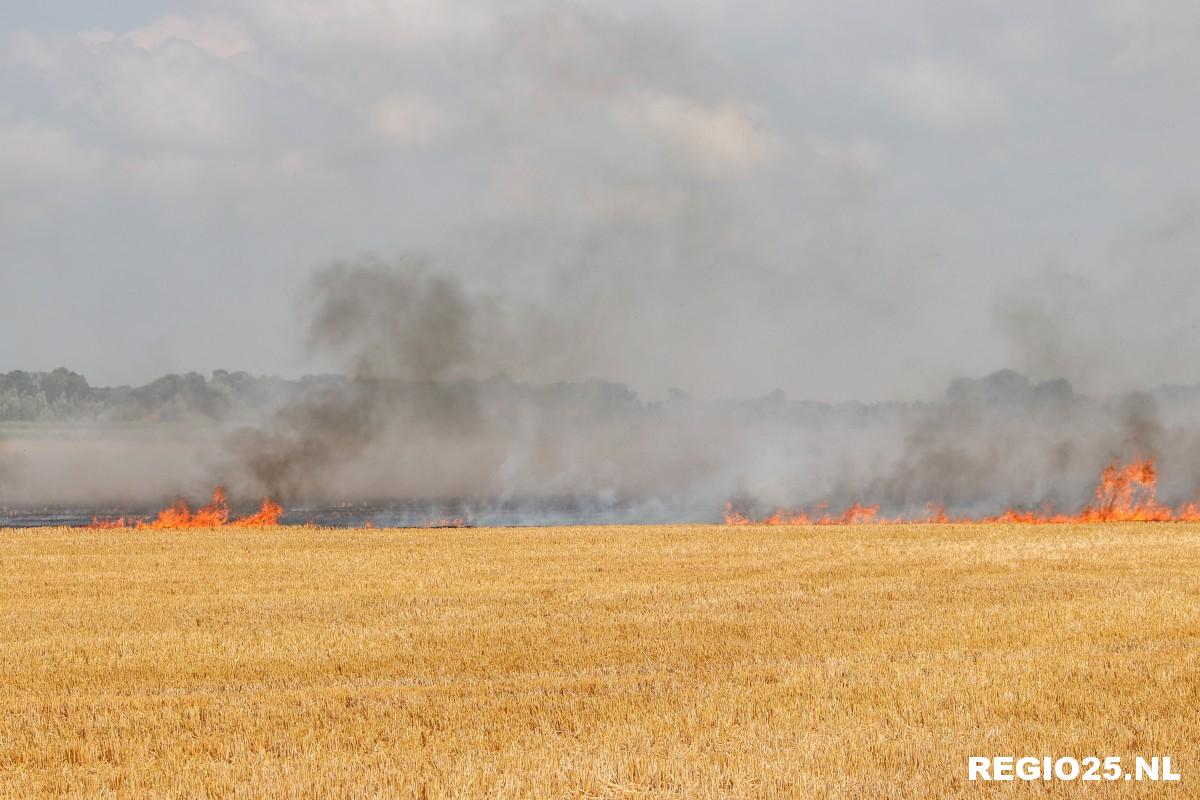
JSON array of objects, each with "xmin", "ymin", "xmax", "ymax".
[{"xmin": 3, "ymin": 2, "xmax": 1200, "ymax": 521}]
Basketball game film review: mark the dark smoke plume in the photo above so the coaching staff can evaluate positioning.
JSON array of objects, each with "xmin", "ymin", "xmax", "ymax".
[
  {"xmin": 222, "ymin": 256, "xmax": 732, "ymax": 512},
  {"xmin": 226, "ymin": 259, "xmax": 493, "ymax": 500}
]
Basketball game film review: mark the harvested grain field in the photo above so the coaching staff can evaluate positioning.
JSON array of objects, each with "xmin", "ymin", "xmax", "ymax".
[{"xmin": 1, "ymin": 523, "xmax": 1197, "ymax": 798}]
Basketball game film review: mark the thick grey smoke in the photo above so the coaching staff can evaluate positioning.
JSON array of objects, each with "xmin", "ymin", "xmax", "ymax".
[
  {"xmin": 5, "ymin": 252, "xmax": 1200, "ymax": 521},
  {"xmin": 224, "ymin": 259, "xmax": 497, "ymax": 500},
  {"xmin": 194, "ymin": 258, "xmax": 1200, "ymax": 523},
  {"xmin": 7, "ymin": 320, "xmax": 1200, "ymax": 522},
  {"xmin": 221, "ymin": 258, "xmax": 713, "ymax": 510}
]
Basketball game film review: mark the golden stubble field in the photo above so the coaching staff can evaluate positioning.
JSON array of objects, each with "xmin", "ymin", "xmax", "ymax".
[{"xmin": 1, "ymin": 523, "xmax": 1198, "ymax": 798}]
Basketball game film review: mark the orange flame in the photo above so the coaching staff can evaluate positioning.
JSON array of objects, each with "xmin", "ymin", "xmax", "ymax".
[
  {"xmin": 726, "ymin": 459, "xmax": 1200, "ymax": 526},
  {"xmin": 229, "ymin": 498, "xmax": 284, "ymax": 527},
  {"xmin": 86, "ymin": 488, "xmax": 283, "ymax": 529}
]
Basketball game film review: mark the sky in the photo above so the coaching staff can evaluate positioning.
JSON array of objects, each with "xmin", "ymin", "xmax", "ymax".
[{"xmin": 2, "ymin": 0, "xmax": 1199, "ymax": 402}]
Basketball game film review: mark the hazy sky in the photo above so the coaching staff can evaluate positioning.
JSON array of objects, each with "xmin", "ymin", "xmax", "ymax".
[{"xmin": 2, "ymin": 1, "xmax": 1199, "ymax": 401}]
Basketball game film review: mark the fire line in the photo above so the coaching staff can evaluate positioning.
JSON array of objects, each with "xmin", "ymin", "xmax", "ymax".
[
  {"xmin": 86, "ymin": 488, "xmax": 283, "ymax": 529},
  {"xmin": 725, "ymin": 459, "xmax": 1200, "ymax": 526}
]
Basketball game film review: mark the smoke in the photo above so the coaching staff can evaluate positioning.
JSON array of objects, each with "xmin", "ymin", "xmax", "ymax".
[
  {"xmin": 214, "ymin": 256, "xmax": 699, "ymax": 509},
  {"xmin": 5, "ymin": 249, "xmax": 1200, "ymax": 524},
  {"xmin": 6, "ymin": 6, "xmax": 1200, "ymax": 523},
  {"xmin": 188, "ymin": 6, "xmax": 1200, "ymax": 521},
  {"xmin": 304, "ymin": 260, "xmax": 479, "ymax": 383},
  {"xmin": 994, "ymin": 203, "xmax": 1200, "ymax": 396},
  {"xmin": 224, "ymin": 259, "xmax": 500, "ymax": 500},
  {"xmin": 183, "ymin": 257, "xmax": 1200, "ymax": 524},
  {"xmin": 0, "ymin": 437, "xmax": 19, "ymax": 494},
  {"xmin": 9, "ymin": 314, "xmax": 1200, "ymax": 522}
]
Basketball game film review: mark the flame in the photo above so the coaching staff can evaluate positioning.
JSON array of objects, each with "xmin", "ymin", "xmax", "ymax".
[
  {"xmin": 86, "ymin": 488, "xmax": 283, "ymax": 529},
  {"xmin": 229, "ymin": 498, "xmax": 284, "ymax": 527},
  {"xmin": 726, "ymin": 459, "xmax": 1200, "ymax": 526},
  {"xmin": 76, "ymin": 459, "xmax": 1200, "ymax": 530}
]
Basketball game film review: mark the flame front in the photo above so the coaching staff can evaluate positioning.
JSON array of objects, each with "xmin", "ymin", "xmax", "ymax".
[
  {"xmin": 726, "ymin": 459, "xmax": 1200, "ymax": 526},
  {"xmin": 78, "ymin": 459, "xmax": 1198, "ymax": 529},
  {"xmin": 87, "ymin": 488, "xmax": 283, "ymax": 529}
]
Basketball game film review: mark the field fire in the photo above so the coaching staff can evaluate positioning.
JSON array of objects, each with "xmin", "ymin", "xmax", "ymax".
[
  {"xmin": 85, "ymin": 488, "xmax": 283, "ymax": 529},
  {"xmin": 70, "ymin": 458, "xmax": 1200, "ymax": 531},
  {"xmin": 80, "ymin": 490, "xmax": 476, "ymax": 530},
  {"xmin": 5, "ymin": 1, "xmax": 1200, "ymax": 795},
  {"xmin": 725, "ymin": 458, "xmax": 1200, "ymax": 526}
]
